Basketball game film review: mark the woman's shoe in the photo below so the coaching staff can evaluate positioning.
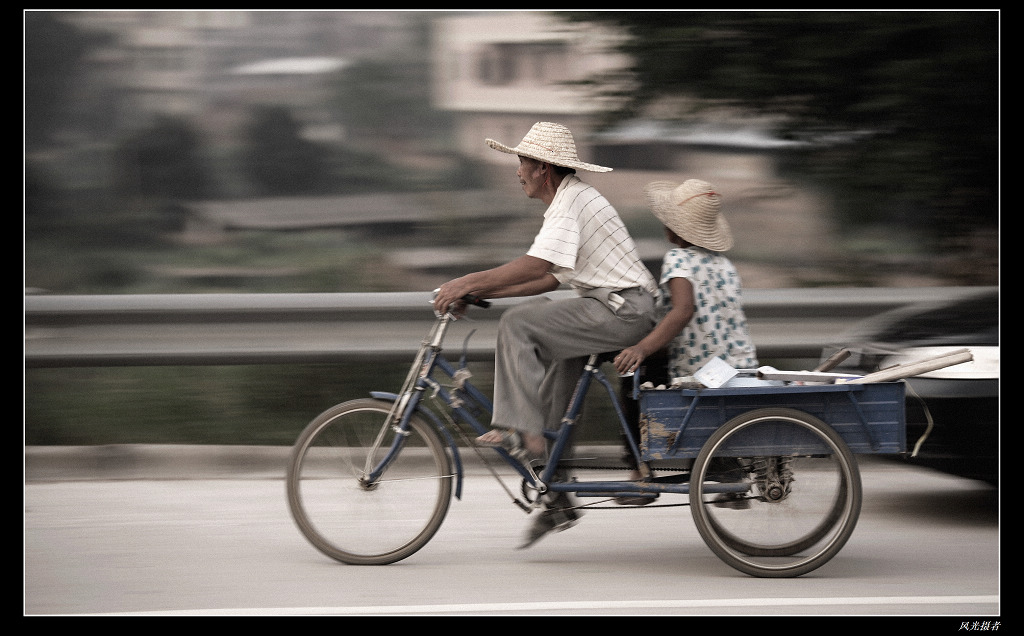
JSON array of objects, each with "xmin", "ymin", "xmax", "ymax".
[
  {"xmin": 518, "ymin": 492, "xmax": 580, "ymax": 549},
  {"xmin": 614, "ymin": 494, "xmax": 659, "ymax": 506},
  {"xmin": 614, "ymin": 470, "xmax": 658, "ymax": 505},
  {"xmin": 712, "ymin": 492, "xmax": 751, "ymax": 509}
]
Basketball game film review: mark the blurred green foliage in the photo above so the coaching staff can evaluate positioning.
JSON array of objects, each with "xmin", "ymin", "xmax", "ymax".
[
  {"xmin": 565, "ymin": 11, "xmax": 999, "ymax": 243},
  {"xmin": 25, "ymin": 361, "xmax": 630, "ymax": 446},
  {"xmin": 26, "ymin": 363, "xmax": 403, "ymax": 445}
]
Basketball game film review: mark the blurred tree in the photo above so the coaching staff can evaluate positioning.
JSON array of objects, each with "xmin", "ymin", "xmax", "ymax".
[
  {"xmin": 564, "ymin": 11, "xmax": 999, "ymax": 243},
  {"xmin": 329, "ymin": 58, "xmax": 450, "ymax": 146},
  {"xmin": 241, "ymin": 105, "xmax": 332, "ymax": 196},
  {"xmin": 25, "ymin": 11, "xmax": 115, "ymax": 230},
  {"xmin": 327, "ymin": 16, "xmax": 451, "ymax": 152},
  {"xmin": 240, "ymin": 104, "xmax": 408, "ymax": 195},
  {"xmin": 114, "ymin": 116, "xmax": 213, "ymax": 202},
  {"xmin": 24, "ymin": 11, "xmax": 110, "ymax": 150}
]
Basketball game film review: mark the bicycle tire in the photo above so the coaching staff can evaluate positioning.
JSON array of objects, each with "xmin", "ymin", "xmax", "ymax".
[
  {"xmin": 690, "ymin": 407, "xmax": 862, "ymax": 578},
  {"xmin": 287, "ymin": 398, "xmax": 453, "ymax": 565}
]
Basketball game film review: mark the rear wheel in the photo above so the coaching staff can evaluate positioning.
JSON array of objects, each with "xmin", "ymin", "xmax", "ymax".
[
  {"xmin": 690, "ymin": 408, "xmax": 862, "ymax": 578},
  {"xmin": 287, "ymin": 398, "xmax": 453, "ymax": 565}
]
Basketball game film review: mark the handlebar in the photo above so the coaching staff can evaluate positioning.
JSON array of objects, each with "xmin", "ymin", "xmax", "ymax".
[
  {"xmin": 460, "ymin": 294, "xmax": 491, "ymax": 309},
  {"xmin": 431, "ymin": 289, "xmax": 491, "ymax": 317}
]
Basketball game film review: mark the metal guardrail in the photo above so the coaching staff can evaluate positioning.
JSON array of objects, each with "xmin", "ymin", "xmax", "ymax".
[{"xmin": 24, "ymin": 287, "xmax": 995, "ymax": 368}]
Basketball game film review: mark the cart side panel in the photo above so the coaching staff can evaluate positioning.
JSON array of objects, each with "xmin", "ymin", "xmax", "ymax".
[{"xmin": 639, "ymin": 382, "xmax": 906, "ymax": 461}]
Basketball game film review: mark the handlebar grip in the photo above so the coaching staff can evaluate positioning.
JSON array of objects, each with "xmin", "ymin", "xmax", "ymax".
[{"xmin": 462, "ymin": 294, "xmax": 491, "ymax": 308}]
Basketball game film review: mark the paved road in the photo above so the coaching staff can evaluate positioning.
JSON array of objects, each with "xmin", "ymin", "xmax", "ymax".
[{"xmin": 24, "ymin": 448, "xmax": 999, "ymax": 617}]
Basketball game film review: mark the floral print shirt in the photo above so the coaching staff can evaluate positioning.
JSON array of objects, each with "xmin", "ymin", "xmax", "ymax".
[{"xmin": 657, "ymin": 246, "xmax": 758, "ymax": 377}]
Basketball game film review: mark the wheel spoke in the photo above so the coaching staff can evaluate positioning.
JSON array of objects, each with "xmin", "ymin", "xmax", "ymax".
[
  {"xmin": 690, "ymin": 408, "xmax": 861, "ymax": 578},
  {"xmin": 286, "ymin": 399, "xmax": 453, "ymax": 565}
]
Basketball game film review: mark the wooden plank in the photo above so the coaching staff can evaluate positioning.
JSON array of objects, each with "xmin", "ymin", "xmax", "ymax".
[
  {"xmin": 814, "ymin": 348, "xmax": 851, "ymax": 372},
  {"xmin": 839, "ymin": 348, "xmax": 973, "ymax": 384},
  {"xmin": 756, "ymin": 367, "xmax": 862, "ymax": 383}
]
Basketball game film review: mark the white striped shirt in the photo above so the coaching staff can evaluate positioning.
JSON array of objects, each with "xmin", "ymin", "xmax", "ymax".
[{"xmin": 528, "ymin": 175, "xmax": 657, "ymax": 295}]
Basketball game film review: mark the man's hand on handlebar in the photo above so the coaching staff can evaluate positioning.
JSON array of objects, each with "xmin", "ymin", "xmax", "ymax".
[{"xmin": 432, "ymin": 288, "xmax": 490, "ymax": 317}]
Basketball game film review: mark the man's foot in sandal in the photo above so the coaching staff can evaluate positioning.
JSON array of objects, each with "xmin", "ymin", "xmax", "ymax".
[{"xmin": 476, "ymin": 428, "xmax": 545, "ymax": 458}]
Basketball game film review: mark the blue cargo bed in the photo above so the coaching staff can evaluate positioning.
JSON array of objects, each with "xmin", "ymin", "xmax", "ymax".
[{"xmin": 639, "ymin": 381, "xmax": 907, "ymax": 461}]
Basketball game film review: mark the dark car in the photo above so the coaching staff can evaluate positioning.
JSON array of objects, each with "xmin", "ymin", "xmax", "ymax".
[{"xmin": 820, "ymin": 288, "xmax": 999, "ymax": 486}]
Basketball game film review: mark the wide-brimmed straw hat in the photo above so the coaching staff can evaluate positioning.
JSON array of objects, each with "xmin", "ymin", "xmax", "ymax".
[
  {"xmin": 645, "ymin": 179, "xmax": 733, "ymax": 251},
  {"xmin": 485, "ymin": 121, "xmax": 612, "ymax": 173}
]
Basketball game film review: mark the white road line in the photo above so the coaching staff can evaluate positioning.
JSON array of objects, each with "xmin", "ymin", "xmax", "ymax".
[{"xmin": 109, "ymin": 595, "xmax": 1000, "ymax": 616}]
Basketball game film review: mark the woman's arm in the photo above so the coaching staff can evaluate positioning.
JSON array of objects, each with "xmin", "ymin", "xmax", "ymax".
[{"xmin": 613, "ymin": 276, "xmax": 694, "ymax": 375}]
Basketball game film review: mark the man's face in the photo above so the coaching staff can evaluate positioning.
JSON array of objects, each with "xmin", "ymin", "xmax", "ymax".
[{"xmin": 516, "ymin": 156, "xmax": 546, "ymax": 200}]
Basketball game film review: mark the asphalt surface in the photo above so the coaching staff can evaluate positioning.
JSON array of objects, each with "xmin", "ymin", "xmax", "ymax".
[{"xmin": 26, "ymin": 446, "xmax": 1000, "ymax": 616}]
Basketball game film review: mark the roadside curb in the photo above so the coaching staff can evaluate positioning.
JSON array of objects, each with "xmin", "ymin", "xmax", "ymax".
[
  {"xmin": 25, "ymin": 445, "xmax": 293, "ymax": 483},
  {"xmin": 24, "ymin": 444, "xmax": 627, "ymax": 483}
]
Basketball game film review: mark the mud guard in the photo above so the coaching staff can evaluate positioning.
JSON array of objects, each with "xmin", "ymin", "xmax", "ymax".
[{"xmin": 370, "ymin": 391, "xmax": 464, "ymax": 500}]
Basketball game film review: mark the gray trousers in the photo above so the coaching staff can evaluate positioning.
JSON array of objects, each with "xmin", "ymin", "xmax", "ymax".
[{"xmin": 491, "ymin": 288, "xmax": 656, "ymax": 439}]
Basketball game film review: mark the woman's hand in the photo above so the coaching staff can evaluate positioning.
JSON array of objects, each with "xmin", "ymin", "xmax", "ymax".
[{"xmin": 614, "ymin": 345, "xmax": 648, "ymax": 375}]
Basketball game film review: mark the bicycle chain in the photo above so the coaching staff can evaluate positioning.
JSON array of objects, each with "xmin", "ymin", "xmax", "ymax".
[
  {"xmin": 424, "ymin": 392, "xmax": 692, "ymax": 511},
  {"xmin": 532, "ymin": 462, "xmax": 694, "ymax": 510}
]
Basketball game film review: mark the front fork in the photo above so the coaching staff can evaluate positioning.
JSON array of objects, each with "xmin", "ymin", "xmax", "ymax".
[{"xmin": 368, "ymin": 389, "xmax": 467, "ymax": 500}]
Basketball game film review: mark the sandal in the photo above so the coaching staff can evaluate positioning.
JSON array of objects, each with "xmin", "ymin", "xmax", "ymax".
[{"xmin": 475, "ymin": 428, "xmax": 532, "ymax": 460}]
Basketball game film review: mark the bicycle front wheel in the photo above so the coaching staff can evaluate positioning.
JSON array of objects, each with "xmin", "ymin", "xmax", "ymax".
[
  {"xmin": 690, "ymin": 407, "xmax": 862, "ymax": 578},
  {"xmin": 287, "ymin": 398, "xmax": 453, "ymax": 565}
]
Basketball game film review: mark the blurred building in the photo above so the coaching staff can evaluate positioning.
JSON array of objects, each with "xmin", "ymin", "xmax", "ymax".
[
  {"xmin": 426, "ymin": 11, "xmax": 831, "ymax": 273},
  {"xmin": 54, "ymin": 10, "xmax": 793, "ymax": 175},
  {"xmin": 57, "ymin": 10, "xmax": 412, "ymax": 139},
  {"xmin": 431, "ymin": 11, "xmax": 628, "ymax": 170},
  {"xmin": 39, "ymin": 10, "xmax": 850, "ymax": 287},
  {"xmin": 429, "ymin": 13, "xmax": 812, "ymax": 206}
]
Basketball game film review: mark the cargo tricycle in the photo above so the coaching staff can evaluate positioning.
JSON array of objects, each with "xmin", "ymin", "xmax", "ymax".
[{"xmin": 286, "ymin": 294, "xmax": 936, "ymax": 578}]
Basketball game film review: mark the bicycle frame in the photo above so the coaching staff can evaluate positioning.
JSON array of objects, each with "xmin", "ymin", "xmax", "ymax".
[
  {"xmin": 365, "ymin": 313, "xmax": 532, "ymax": 500},
  {"xmin": 287, "ymin": 300, "xmax": 893, "ymax": 576},
  {"xmin": 363, "ymin": 311, "xmax": 749, "ymax": 508}
]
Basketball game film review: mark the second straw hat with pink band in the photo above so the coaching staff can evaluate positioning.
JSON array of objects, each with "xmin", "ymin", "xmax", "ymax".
[{"xmin": 645, "ymin": 179, "xmax": 734, "ymax": 252}]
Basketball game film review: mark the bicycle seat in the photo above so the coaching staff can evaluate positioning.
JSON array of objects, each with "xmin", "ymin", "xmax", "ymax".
[{"xmin": 595, "ymin": 351, "xmax": 621, "ymax": 365}]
